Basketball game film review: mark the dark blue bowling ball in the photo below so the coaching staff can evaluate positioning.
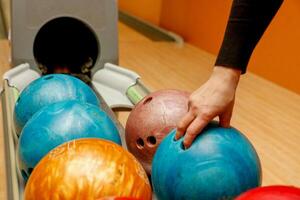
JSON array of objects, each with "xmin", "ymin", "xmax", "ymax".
[
  {"xmin": 152, "ymin": 122, "xmax": 261, "ymax": 200},
  {"xmin": 14, "ymin": 74, "xmax": 99, "ymax": 133},
  {"xmin": 18, "ymin": 100, "xmax": 121, "ymax": 179}
]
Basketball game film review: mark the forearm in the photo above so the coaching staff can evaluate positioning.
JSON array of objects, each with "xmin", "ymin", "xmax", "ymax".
[{"xmin": 215, "ymin": 0, "xmax": 283, "ymax": 73}]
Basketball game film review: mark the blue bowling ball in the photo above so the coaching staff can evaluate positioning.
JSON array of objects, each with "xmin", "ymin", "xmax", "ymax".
[
  {"xmin": 14, "ymin": 74, "xmax": 99, "ymax": 133},
  {"xmin": 18, "ymin": 100, "xmax": 121, "ymax": 180},
  {"xmin": 152, "ymin": 122, "xmax": 261, "ymax": 200}
]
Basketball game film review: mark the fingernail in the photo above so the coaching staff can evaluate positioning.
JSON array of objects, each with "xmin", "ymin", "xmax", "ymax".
[
  {"xmin": 183, "ymin": 142, "xmax": 190, "ymax": 149},
  {"xmin": 175, "ymin": 132, "xmax": 179, "ymax": 140}
]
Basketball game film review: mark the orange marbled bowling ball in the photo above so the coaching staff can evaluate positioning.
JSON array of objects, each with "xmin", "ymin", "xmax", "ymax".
[
  {"xmin": 24, "ymin": 138, "xmax": 152, "ymax": 200},
  {"xmin": 97, "ymin": 198, "xmax": 141, "ymax": 200}
]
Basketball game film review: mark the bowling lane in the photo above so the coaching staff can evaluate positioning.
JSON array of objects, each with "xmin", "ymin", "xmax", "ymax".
[{"xmin": 0, "ymin": 21, "xmax": 300, "ymax": 199}]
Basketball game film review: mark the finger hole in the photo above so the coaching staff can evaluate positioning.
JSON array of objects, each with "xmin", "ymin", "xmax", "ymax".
[
  {"xmin": 21, "ymin": 169, "xmax": 29, "ymax": 181},
  {"xmin": 143, "ymin": 97, "xmax": 153, "ymax": 105},
  {"xmin": 173, "ymin": 133, "xmax": 182, "ymax": 142},
  {"xmin": 173, "ymin": 135, "xmax": 177, "ymax": 142},
  {"xmin": 16, "ymin": 97, "xmax": 21, "ymax": 104},
  {"xmin": 136, "ymin": 138, "xmax": 144, "ymax": 149},
  {"xmin": 44, "ymin": 75, "xmax": 54, "ymax": 80},
  {"xmin": 180, "ymin": 141, "xmax": 186, "ymax": 151},
  {"xmin": 146, "ymin": 136, "xmax": 156, "ymax": 147}
]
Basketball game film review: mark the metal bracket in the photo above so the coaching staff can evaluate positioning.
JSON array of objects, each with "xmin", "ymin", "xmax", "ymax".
[
  {"xmin": 3, "ymin": 63, "xmax": 41, "ymax": 93},
  {"xmin": 92, "ymin": 63, "xmax": 150, "ymax": 108}
]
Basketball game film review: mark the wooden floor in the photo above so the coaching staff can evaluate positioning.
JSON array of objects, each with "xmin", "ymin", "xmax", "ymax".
[
  {"xmin": 1, "ymin": 22, "xmax": 300, "ymax": 199},
  {"xmin": 0, "ymin": 38, "xmax": 10, "ymax": 200}
]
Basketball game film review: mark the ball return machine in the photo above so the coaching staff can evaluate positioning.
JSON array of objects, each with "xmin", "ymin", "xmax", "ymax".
[{"xmin": 0, "ymin": 0, "xmax": 159, "ymax": 199}]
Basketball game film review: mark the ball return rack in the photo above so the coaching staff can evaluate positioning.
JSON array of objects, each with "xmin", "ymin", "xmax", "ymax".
[
  {"xmin": 0, "ymin": 0, "xmax": 183, "ymax": 198},
  {"xmin": 1, "ymin": 63, "xmax": 152, "ymax": 199}
]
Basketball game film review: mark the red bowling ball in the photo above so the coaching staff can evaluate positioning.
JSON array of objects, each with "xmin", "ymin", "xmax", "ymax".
[
  {"xmin": 125, "ymin": 89, "xmax": 189, "ymax": 175},
  {"xmin": 236, "ymin": 185, "xmax": 300, "ymax": 200}
]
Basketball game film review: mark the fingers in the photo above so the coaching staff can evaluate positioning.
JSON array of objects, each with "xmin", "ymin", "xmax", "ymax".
[
  {"xmin": 219, "ymin": 110, "xmax": 232, "ymax": 128},
  {"xmin": 183, "ymin": 116, "xmax": 212, "ymax": 149},
  {"xmin": 182, "ymin": 107, "xmax": 233, "ymax": 149},
  {"xmin": 175, "ymin": 112, "xmax": 195, "ymax": 140},
  {"xmin": 219, "ymin": 102, "xmax": 234, "ymax": 128}
]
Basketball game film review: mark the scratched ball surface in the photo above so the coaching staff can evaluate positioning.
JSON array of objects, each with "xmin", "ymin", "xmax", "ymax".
[
  {"xmin": 18, "ymin": 100, "xmax": 121, "ymax": 180},
  {"xmin": 152, "ymin": 122, "xmax": 262, "ymax": 200},
  {"xmin": 125, "ymin": 89, "xmax": 189, "ymax": 174},
  {"xmin": 14, "ymin": 74, "xmax": 99, "ymax": 133},
  {"xmin": 24, "ymin": 138, "xmax": 152, "ymax": 200}
]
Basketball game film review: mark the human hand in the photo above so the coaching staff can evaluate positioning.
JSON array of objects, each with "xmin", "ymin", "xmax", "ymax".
[{"xmin": 175, "ymin": 66, "xmax": 241, "ymax": 148}]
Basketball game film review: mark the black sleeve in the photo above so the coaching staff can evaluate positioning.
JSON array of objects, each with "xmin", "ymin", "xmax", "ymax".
[{"xmin": 215, "ymin": 0, "xmax": 283, "ymax": 74}]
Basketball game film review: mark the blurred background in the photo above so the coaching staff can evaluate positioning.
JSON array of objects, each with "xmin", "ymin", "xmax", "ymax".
[
  {"xmin": 118, "ymin": 0, "xmax": 300, "ymax": 95},
  {"xmin": 1, "ymin": 0, "xmax": 300, "ymax": 94},
  {"xmin": 0, "ymin": 0, "xmax": 8, "ymax": 39}
]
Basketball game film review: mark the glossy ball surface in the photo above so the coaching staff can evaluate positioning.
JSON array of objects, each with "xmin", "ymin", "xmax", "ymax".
[
  {"xmin": 236, "ymin": 185, "xmax": 300, "ymax": 200},
  {"xmin": 97, "ymin": 198, "xmax": 141, "ymax": 200},
  {"xmin": 14, "ymin": 74, "xmax": 99, "ymax": 133},
  {"xmin": 24, "ymin": 138, "xmax": 152, "ymax": 200},
  {"xmin": 18, "ymin": 100, "xmax": 121, "ymax": 179},
  {"xmin": 152, "ymin": 123, "xmax": 262, "ymax": 200}
]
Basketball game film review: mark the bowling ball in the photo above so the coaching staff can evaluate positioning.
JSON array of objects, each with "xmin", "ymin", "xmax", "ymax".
[
  {"xmin": 14, "ymin": 74, "xmax": 99, "ymax": 133},
  {"xmin": 125, "ymin": 89, "xmax": 189, "ymax": 174},
  {"xmin": 97, "ymin": 198, "xmax": 141, "ymax": 200},
  {"xmin": 152, "ymin": 122, "xmax": 262, "ymax": 200},
  {"xmin": 24, "ymin": 138, "xmax": 152, "ymax": 200},
  {"xmin": 18, "ymin": 100, "xmax": 121, "ymax": 179},
  {"xmin": 236, "ymin": 185, "xmax": 300, "ymax": 200}
]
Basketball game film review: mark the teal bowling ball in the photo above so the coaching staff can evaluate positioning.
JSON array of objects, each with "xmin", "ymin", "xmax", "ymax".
[
  {"xmin": 152, "ymin": 122, "xmax": 261, "ymax": 200},
  {"xmin": 14, "ymin": 74, "xmax": 99, "ymax": 133},
  {"xmin": 18, "ymin": 100, "xmax": 121, "ymax": 180}
]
